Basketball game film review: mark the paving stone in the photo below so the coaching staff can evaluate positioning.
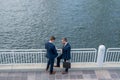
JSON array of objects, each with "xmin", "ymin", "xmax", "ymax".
[
  {"xmin": 49, "ymin": 75, "xmax": 55, "ymax": 80},
  {"xmin": 7, "ymin": 77, "xmax": 23, "ymax": 80},
  {"xmin": 70, "ymin": 70, "xmax": 82, "ymax": 74},
  {"xmin": 83, "ymin": 74, "xmax": 91, "ymax": 79},
  {"xmin": 90, "ymin": 74, "xmax": 97, "ymax": 79},
  {"xmin": 27, "ymin": 72, "xmax": 36, "ymax": 80},
  {"xmin": 76, "ymin": 75, "xmax": 83, "ymax": 79},
  {"xmin": 100, "ymin": 70, "xmax": 111, "ymax": 79},
  {"xmin": 62, "ymin": 74, "xmax": 70, "ymax": 79},
  {"xmin": 0, "ymin": 73, "xmax": 8, "ymax": 77},
  {"xmin": 110, "ymin": 73, "xmax": 119, "ymax": 79},
  {"xmin": 21, "ymin": 72, "xmax": 28, "ymax": 78},
  {"xmin": 95, "ymin": 70, "xmax": 106, "ymax": 79},
  {"xmin": 0, "ymin": 77, "xmax": 7, "ymax": 80},
  {"xmin": 0, "ymin": 69, "xmax": 119, "ymax": 80},
  {"xmin": 55, "ymin": 75, "xmax": 62, "ymax": 79},
  {"xmin": 82, "ymin": 70, "xmax": 95, "ymax": 74},
  {"xmin": 98, "ymin": 79, "xmax": 114, "ymax": 80},
  {"xmin": 21, "ymin": 76, "xmax": 28, "ymax": 80},
  {"xmin": 35, "ymin": 72, "xmax": 42, "ymax": 80},
  {"xmin": 8, "ymin": 72, "xmax": 22, "ymax": 77},
  {"xmin": 70, "ymin": 75, "xmax": 76, "ymax": 79}
]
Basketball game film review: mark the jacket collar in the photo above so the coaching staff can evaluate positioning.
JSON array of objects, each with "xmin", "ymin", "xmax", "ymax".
[{"xmin": 64, "ymin": 42, "xmax": 68, "ymax": 47}]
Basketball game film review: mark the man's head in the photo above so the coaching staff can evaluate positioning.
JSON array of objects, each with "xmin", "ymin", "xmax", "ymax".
[
  {"xmin": 62, "ymin": 38, "xmax": 67, "ymax": 44},
  {"xmin": 50, "ymin": 36, "xmax": 56, "ymax": 42}
]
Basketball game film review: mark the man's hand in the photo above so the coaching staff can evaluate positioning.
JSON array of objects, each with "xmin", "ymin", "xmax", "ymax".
[
  {"xmin": 58, "ymin": 49, "xmax": 62, "ymax": 53},
  {"xmin": 66, "ymin": 60, "xmax": 69, "ymax": 62}
]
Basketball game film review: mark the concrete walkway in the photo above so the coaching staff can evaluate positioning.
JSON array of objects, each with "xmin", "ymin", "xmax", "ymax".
[{"xmin": 0, "ymin": 69, "xmax": 120, "ymax": 80}]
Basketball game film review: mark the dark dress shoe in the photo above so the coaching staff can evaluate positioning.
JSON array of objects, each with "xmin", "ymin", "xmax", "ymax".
[
  {"xmin": 46, "ymin": 69, "xmax": 48, "ymax": 71},
  {"xmin": 45, "ymin": 70, "xmax": 49, "ymax": 73},
  {"xmin": 46, "ymin": 68, "xmax": 49, "ymax": 72},
  {"xmin": 62, "ymin": 71, "xmax": 68, "ymax": 74},
  {"xmin": 54, "ymin": 65, "xmax": 60, "ymax": 67},
  {"xmin": 50, "ymin": 71, "xmax": 56, "ymax": 75}
]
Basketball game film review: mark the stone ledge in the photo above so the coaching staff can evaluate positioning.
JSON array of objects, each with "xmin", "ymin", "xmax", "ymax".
[{"xmin": 0, "ymin": 63, "xmax": 119, "ymax": 71}]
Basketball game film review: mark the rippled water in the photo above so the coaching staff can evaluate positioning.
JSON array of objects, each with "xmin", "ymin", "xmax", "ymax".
[{"xmin": 0, "ymin": 0, "xmax": 120, "ymax": 49}]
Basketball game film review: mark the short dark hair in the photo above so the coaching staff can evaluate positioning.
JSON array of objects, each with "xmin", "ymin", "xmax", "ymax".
[
  {"xmin": 62, "ymin": 38, "xmax": 67, "ymax": 42},
  {"xmin": 50, "ymin": 36, "xmax": 56, "ymax": 40}
]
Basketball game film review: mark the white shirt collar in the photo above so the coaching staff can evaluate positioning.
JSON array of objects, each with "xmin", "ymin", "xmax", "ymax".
[
  {"xmin": 64, "ymin": 42, "xmax": 68, "ymax": 46},
  {"xmin": 49, "ymin": 40, "xmax": 52, "ymax": 43}
]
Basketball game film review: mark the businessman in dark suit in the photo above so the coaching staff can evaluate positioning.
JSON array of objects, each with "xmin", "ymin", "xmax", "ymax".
[
  {"xmin": 54, "ymin": 38, "xmax": 71, "ymax": 74},
  {"xmin": 45, "ymin": 36, "xmax": 58, "ymax": 75}
]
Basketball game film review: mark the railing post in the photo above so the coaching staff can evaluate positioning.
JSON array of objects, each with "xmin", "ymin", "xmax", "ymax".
[
  {"xmin": 12, "ymin": 50, "xmax": 15, "ymax": 64},
  {"xmin": 97, "ymin": 45, "xmax": 106, "ymax": 67}
]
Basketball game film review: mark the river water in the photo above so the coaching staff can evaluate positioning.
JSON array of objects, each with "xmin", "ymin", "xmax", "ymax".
[{"xmin": 0, "ymin": 0, "xmax": 120, "ymax": 49}]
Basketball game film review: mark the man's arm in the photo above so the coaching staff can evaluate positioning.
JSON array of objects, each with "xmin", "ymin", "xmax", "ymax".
[
  {"xmin": 53, "ymin": 46, "xmax": 58, "ymax": 57},
  {"xmin": 66, "ymin": 46, "xmax": 71, "ymax": 60}
]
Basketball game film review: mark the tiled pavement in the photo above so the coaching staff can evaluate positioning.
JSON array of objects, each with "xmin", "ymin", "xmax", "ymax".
[{"xmin": 0, "ymin": 69, "xmax": 120, "ymax": 80}]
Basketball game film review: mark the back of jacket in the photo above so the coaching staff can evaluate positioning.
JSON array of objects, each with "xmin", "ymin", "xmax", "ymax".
[{"xmin": 45, "ymin": 42, "xmax": 58, "ymax": 59}]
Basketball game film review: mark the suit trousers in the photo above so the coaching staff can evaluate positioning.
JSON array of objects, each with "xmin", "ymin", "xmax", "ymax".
[
  {"xmin": 57, "ymin": 55, "xmax": 68, "ymax": 72},
  {"xmin": 46, "ymin": 58, "xmax": 54, "ymax": 73}
]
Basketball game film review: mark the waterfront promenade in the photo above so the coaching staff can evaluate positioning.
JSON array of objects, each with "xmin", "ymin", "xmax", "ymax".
[
  {"xmin": 0, "ymin": 69, "xmax": 120, "ymax": 80},
  {"xmin": 0, "ymin": 48, "xmax": 119, "ymax": 80}
]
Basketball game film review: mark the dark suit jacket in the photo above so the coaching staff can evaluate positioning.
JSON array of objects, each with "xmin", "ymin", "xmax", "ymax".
[
  {"xmin": 61, "ymin": 43, "xmax": 71, "ymax": 60},
  {"xmin": 45, "ymin": 42, "xmax": 58, "ymax": 59}
]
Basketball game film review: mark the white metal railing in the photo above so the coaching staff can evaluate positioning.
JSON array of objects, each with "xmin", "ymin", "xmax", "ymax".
[
  {"xmin": 0, "ymin": 48, "xmax": 97, "ymax": 64},
  {"xmin": 71, "ymin": 48, "xmax": 97, "ymax": 63},
  {"xmin": 104, "ymin": 48, "xmax": 120, "ymax": 63},
  {"xmin": 0, "ymin": 47, "xmax": 119, "ymax": 68},
  {"xmin": 0, "ymin": 49, "xmax": 46, "ymax": 64}
]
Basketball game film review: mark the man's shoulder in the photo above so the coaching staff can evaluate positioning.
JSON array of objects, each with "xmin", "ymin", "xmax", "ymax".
[
  {"xmin": 66, "ymin": 43, "xmax": 71, "ymax": 47},
  {"xmin": 45, "ymin": 41, "xmax": 49, "ymax": 44},
  {"xmin": 46, "ymin": 42, "xmax": 55, "ymax": 47},
  {"xmin": 45, "ymin": 42, "xmax": 51, "ymax": 45}
]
